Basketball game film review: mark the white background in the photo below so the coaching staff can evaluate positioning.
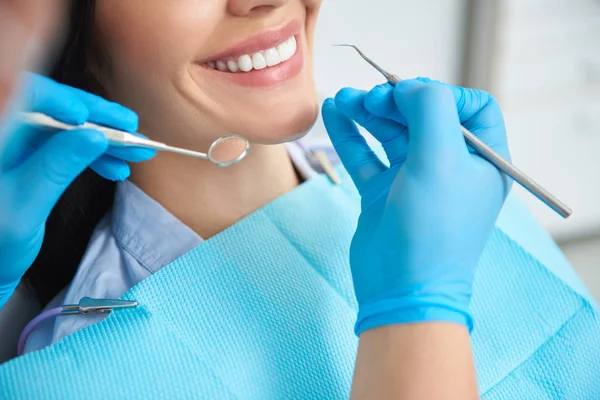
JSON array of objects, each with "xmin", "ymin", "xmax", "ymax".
[
  {"xmin": 313, "ymin": 1, "xmax": 467, "ymax": 94},
  {"xmin": 309, "ymin": 0, "xmax": 468, "ymax": 168},
  {"xmin": 493, "ymin": 0, "xmax": 600, "ymax": 240}
]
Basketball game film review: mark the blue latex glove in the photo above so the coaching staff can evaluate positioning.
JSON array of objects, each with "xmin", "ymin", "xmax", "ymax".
[
  {"xmin": 0, "ymin": 73, "xmax": 155, "ymax": 308},
  {"xmin": 322, "ymin": 78, "xmax": 512, "ymax": 335}
]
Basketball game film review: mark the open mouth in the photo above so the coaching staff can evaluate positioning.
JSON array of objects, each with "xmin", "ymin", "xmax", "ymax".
[{"xmin": 205, "ymin": 35, "xmax": 298, "ymax": 74}]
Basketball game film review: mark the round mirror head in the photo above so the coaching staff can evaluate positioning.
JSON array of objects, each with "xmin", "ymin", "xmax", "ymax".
[{"xmin": 207, "ymin": 135, "xmax": 250, "ymax": 167}]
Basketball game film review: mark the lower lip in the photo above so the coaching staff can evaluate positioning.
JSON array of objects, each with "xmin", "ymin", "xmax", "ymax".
[{"xmin": 196, "ymin": 35, "xmax": 304, "ymax": 88}]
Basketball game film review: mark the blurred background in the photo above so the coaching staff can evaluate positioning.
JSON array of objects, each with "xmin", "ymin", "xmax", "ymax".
[{"xmin": 310, "ymin": 0, "xmax": 600, "ymax": 300}]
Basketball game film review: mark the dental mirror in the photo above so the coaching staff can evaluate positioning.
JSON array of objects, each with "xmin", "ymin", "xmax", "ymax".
[
  {"xmin": 161, "ymin": 134, "xmax": 249, "ymax": 167},
  {"xmin": 206, "ymin": 135, "xmax": 250, "ymax": 167}
]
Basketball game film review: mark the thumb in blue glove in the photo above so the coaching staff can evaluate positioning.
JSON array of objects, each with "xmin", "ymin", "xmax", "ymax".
[{"xmin": 322, "ymin": 79, "xmax": 512, "ymax": 335}]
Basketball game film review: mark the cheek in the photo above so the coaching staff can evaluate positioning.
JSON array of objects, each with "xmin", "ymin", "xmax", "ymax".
[
  {"xmin": 95, "ymin": 2, "xmax": 220, "ymax": 74},
  {"xmin": 304, "ymin": 0, "xmax": 323, "ymax": 22},
  {"xmin": 302, "ymin": 0, "xmax": 323, "ymax": 8}
]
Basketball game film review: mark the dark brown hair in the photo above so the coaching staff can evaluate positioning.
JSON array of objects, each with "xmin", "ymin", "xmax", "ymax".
[{"xmin": 24, "ymin": 0, "xmax": 117, "ymax": 305}]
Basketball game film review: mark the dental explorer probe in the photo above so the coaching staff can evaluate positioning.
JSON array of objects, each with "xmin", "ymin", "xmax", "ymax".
[
  {"xmin": 334, "ymin": 44, "xmax": 572, "ymax": 219},
  {"xmin": 20, "ymin": 112, "xmax": 250, "ymax": 167}
]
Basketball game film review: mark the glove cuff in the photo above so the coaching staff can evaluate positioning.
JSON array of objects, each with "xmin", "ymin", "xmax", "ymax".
[{"xmin": 355, "ymin": 297, "xmax": 473, "ymax": 336}]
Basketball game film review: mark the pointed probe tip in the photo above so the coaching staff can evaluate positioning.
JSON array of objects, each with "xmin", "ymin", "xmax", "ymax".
[{"xmin": 332, "ymin": 44, "xmax": 363, "ymax": 56}]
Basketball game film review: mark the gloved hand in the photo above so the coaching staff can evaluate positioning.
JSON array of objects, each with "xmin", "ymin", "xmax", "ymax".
[
  {"xmin": 0, "ymin": 73, "xmax": 155, "ymax": 308},
  {"xmin": 322, "ymin": 78, "xmax": 512, "ymax": 335}
]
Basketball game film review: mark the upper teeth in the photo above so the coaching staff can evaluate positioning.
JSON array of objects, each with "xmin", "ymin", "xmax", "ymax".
[{"xmin": 206, "ymin": 36, "xmax": 297, "ymax": 73}]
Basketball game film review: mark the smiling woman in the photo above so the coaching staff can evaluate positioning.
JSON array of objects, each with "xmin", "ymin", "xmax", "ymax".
[
  {"xmin": 22, "ymin": 0, "xmax": 324, "ymax": 353},
  {"xmin": 92, "ymin": 1, "xmax": 320, "ymax": 146}
]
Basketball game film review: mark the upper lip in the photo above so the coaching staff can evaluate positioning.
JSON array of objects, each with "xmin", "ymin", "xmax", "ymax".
[{"xmin": 201, "ymin": 19, "xmax": 302, "ymax": 62}]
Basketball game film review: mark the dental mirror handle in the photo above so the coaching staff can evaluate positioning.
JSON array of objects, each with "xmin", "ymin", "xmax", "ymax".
[
  {"xmin": 20, "ymin": 112, "xmax": 212, "ymax": 161},
  {"xmin": 20, "ymin": 112, "xmax": 169, "ymax": 149}
]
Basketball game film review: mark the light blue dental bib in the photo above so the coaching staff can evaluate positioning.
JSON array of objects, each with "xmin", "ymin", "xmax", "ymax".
[{"xmin": 1, "ymin": 167, "xmax": 599, "ymax": 399}]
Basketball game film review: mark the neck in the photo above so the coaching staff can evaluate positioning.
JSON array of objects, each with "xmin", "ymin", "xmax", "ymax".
[{"xmin": 129, "ymin": 143, "xmax": 300, "ymax": 239}]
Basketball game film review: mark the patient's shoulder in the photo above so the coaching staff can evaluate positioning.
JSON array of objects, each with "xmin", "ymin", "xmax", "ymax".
[{"xmin": 64, "ymin": 212, "xmax": 152, "ymax": 306}]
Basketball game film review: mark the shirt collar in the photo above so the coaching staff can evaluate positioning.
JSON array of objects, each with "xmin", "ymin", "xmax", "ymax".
[
  {"xmin": 111, "ymin": 141, "xmax": 332, "ymax": 273},
  {"xmin": 111, "ymin": 179, "xmax": 202, "ymax": 273}
]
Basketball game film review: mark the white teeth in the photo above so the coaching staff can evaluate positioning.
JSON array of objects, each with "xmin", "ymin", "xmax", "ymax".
[
  {"xmin": 277, "ymin": 36, "xmax": 296, "ymax": 62},
  {"xmin": 264, "ymin": 48, "xmax": 281, "ymax": 67},
  {"xmin": 206, "ymin": 35, "xmax": 297, "ymax": 73},
  {"xmin": 226, "ymin": 59, "xmax": 239, "ymax": 73},
  {"xmin": 216, "ymin": 60, "xmax": 228, "ymax": 72},
  {"xmin": 251, "ymin": 52, "xmax": 267, "ymax": 70},
  {"xmin": 237, "ymin": 54, "xmax": 253, "ymax": 72}
]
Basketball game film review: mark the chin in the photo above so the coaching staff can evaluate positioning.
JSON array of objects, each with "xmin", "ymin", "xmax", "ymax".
[{"xmin": 230, "ymin": 89, "xmax": 320, "ymax": 145}]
